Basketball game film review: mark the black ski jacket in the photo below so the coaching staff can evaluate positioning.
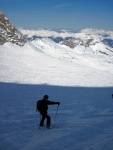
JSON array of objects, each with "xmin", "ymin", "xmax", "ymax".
[{"xmin": 37, "ymin": 99, "xmax": 59, "ymax": 115}]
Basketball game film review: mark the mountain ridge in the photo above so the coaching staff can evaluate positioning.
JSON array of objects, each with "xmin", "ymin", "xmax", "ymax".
[
  {"xmin": 0, "ymin": 11, "xmax": 27, "ymax": 46},
  {"xmin": 19, "ymin": 28, "xmax": 113, "ymax": 56}
]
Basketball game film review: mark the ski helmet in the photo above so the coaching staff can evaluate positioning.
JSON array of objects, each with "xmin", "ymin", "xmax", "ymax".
[{"xmin": 44, "ymin": 95, "xmax": 49, "ymax": 99}]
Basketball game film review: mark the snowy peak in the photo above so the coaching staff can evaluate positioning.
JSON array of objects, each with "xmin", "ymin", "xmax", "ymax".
[{"xmin": 0, "ymin": 11, "xmax": 27, "ymax": 46}]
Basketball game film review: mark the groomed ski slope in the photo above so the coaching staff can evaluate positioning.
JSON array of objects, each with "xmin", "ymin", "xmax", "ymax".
[{"xmin": 0, "ymin": 41, "xmax": 113, "ymax": 150}]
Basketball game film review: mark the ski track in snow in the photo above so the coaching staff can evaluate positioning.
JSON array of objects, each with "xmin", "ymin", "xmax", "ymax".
[{"xmin": 0, "ymin": 39, "xmax": 113, "ymax": 150}]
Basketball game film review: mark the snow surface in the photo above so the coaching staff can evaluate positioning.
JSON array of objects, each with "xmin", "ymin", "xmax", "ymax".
[{"xmin": 0, "ymin": 32, "xmax": 113, "ymax": 150}]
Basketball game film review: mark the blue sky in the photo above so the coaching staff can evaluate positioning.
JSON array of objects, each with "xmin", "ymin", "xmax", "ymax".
[{"xmin": 0, "ymin": 0, "xmax": 113, "ymax": 30}]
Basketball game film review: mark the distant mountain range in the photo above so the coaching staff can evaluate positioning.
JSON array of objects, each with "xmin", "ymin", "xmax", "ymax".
[{"xmin": 19, "ymin": 28, "xmax": 113, "ymax": 57}]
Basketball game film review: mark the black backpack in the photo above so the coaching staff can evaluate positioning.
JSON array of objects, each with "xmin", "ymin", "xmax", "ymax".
[{"xmin": 36, "ymin": 100, "xmax": 43, "ymax": 111}]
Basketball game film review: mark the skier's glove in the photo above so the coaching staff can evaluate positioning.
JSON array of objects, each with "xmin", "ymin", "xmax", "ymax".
[{"xmin": 57, "ymin": 102, "xmax": 60, "ymax": 105}]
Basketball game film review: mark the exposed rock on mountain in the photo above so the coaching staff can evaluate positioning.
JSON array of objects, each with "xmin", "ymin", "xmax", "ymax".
[
  {"xmin": 0, "ymin": 11, "xmax": 27, "ymax": 46},
  {"xmin": 62, "ymin": 40, "xmax": 75, "ymax": 48}
]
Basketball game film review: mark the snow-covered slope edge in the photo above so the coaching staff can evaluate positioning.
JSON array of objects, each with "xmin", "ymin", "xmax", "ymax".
[
  {"xmin": 0, "ymin": 42, "xmax": 113, "ymax": 87},
  {"xmin": 30, "ymin": 37, "xmax": 113, "ymax": 74}
]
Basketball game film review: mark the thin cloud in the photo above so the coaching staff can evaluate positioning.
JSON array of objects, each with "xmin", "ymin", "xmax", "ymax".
[
  {"xmin": 0, "ymin": 0, "xmax": 22, "ymax": 1},
  {"xmin": 54, "ymin": 3, "xmax": 71, "ymax": 8}
]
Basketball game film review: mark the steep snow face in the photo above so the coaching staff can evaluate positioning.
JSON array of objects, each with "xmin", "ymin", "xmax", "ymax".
[
  {"xmin": 30, "ymin": 38, "xmax": 113, "ymax": 73},
  {"xmin": 0, "ymin": 11, "xmax": 27, "ymax": 46},
  {"xmin": 0, "ymin": 40, "xmax": 113, "ymax": 87}
]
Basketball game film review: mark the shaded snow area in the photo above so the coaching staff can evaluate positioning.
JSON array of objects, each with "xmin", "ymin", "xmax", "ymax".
[
  {"xmin": 0, "ymin": 83, "xmax": 113, "ymax": 150},
  {"xmin": 0, "ymin": 38, "xmax": 113, "ymax": 150}
]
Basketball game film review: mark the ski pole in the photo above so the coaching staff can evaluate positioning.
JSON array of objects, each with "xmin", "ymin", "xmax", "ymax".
[{"xmin": 54, "ymin": 105, "xmax": 59, "ymax": 121}]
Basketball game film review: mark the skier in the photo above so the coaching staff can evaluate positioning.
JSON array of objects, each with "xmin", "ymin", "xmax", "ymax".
[{"xmin": 36, "ymin": 95, "xmax": 60, "ymax": 128}]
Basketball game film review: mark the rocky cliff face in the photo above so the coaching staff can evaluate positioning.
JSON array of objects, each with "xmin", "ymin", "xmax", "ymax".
[{"xmin": 0, "ymin": 11, "xmax": 27, "ymax": 46}]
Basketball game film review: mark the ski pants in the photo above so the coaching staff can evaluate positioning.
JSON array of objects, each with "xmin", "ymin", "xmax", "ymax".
[{"xmin": 40, "ymin": 113, "xmax": 51, "ymax": 127}]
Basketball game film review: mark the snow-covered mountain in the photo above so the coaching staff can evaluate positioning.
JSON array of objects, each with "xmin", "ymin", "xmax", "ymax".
[
  {"xmin": 18, "ymin": 28, "xmax": 113, "ymax": 76},
  {"xmin": 0, "ymin": 31, "xmax": 113, "ymax": 86},
  {"xmin": 0, "ymin": 11, "xmax": 113, "ymax": 85},
  {"xmin": 19, "ymin": 28, "xmax": 113, "ymax": 68},
  {"xmin": 0, "ymin": 11, "xmax": 27, "ymax": 46},
  {"xmin": 20, "ymin": 28, "xmax": 113, "ymax": 53}
]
